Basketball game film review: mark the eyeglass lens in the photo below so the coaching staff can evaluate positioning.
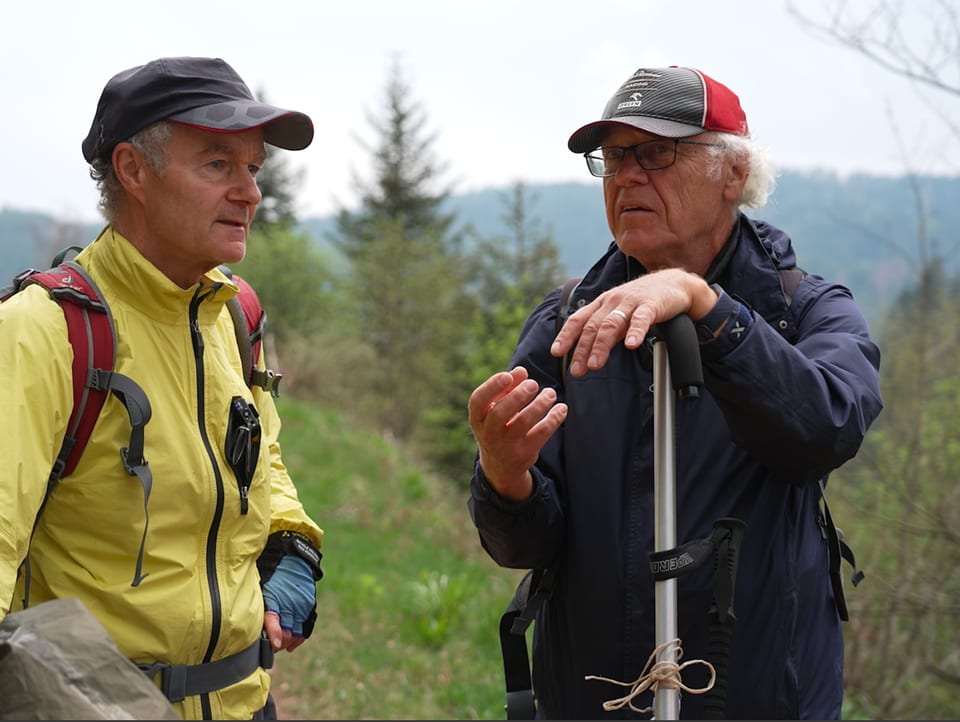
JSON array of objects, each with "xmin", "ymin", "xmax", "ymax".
[{"xmin": 586, "ymin": 140, "xmax": 679, "ymax": 176}]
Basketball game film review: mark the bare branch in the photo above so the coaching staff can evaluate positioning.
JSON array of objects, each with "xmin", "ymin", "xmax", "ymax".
[{"xmin": 787, "ymin": 0, "xmax": 960, "ymax": 95}]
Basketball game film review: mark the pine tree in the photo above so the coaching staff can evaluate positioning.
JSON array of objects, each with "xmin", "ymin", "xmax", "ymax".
[
  {"xmin": 470, "ymin": 181, "xmax": 566, "ymax": 307},
  {"xmin": 330, "ymin": 57, "xmax": 473, "ymax": 444},
  {"xmin": 332, "ymin": 58, "xmax": 457, "ymax": 261}
]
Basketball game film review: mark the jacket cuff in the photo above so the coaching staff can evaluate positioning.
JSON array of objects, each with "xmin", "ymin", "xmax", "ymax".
[
  {"xmin": 258, "ymin": 530, "xmax": 324, "ymax": 583},
  {"xmin": 696, "ymin": 285, "xmax": 753, "ymax": 358},
  {"xmin": 471, "ymin": 461, "xmax": 542, "ymax": 513}
]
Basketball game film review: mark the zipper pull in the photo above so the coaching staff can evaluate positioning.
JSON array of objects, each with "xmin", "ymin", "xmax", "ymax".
[{"xmin": 239, "ymin": 484, "xmax": 249, "ymax": 515}]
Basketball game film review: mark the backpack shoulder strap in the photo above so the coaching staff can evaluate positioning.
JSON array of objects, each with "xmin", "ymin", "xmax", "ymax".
[
  {"xmin": 772, "ymin": 267, "xmax": 807, "ymax": 343},
  {"xmin": 221, "ymin": 269, "xmax": 282, "ymax": 397},
  {"xmin": 775, "ymin": 265, "xmax": 865, "ymax": 620},
  {"xmin": 499, "ymin": 565, "xmax": 558, "ymax": 719},
  {"xmin": 556, "ymin": 277, "xmax": 583, "ymax": 334},
  {"xmin": 15, "ymin": 261, "xmax": 155, "ymax": 602},
  {"xmin": 23, "ymin": 262, "xmax": 117, "ymax": 483},
  {"xmin": 556, "ymin": 277, "xmax": 583, "ymax": 382},
  {"xmin": 818, "ymin": 477, "xmax": 864, "ymax": 623},
  {"xmin": 778, "ymin": 267, "xmax": 805, "ymax": 302}
]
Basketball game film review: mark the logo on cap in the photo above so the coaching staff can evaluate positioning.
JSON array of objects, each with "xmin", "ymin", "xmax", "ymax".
[{"xmin": 617, "ymin": 92, "xmax": 644, "ymax": 112}]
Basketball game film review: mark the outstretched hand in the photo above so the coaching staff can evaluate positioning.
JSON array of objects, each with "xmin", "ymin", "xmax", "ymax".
[{"xmin": 467, "ymin": 366, "xmax": 567, "ymax": 502}]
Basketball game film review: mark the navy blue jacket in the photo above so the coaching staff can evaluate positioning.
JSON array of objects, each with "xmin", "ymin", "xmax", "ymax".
[{"xmin": 469, "ymin": 216, "xmax": 883, "ymax": 719}]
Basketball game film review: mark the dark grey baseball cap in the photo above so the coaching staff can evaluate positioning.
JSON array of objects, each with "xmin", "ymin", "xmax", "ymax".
[
  {"xmin": 568, "ymin": 66, "xmax": 749, "ymax": 153},
  {"xmin": 82, "ymin": 56, "xmax": 314, "ymax": 162}
]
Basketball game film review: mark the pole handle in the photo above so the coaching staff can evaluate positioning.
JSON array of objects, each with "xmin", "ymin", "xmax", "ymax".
[{"xmin": 653, "ymin": 314, "xmax": 703, "ymax": 398}]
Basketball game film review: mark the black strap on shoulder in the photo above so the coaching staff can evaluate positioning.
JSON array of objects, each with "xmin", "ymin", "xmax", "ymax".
[
  {"xmin": 775, "ymin": 269, "xmax": 866, "ymax": 621},
  {"xmin": 112, "ymin": 372, "xmax": 154, "ymax": 588},
  {"xmin": 556, "ymin": 277, "xmax": 583, "ymax": 381},
  {"xmin": 818, "ymin": 478, "xmax": 864, "ymax": 622},
  {"xmin": 778, "ymin": 266, "xmax": 865, "ymax": 624},
  {"xmin": 557, "ymin": 277, "xmax": 583, "ymax": 329},
  {"xmin": 220, "ymin": 266, "xmax": 282, "ymax": 397},
  {"xmin": 499, "ymin": 565, "xmax": 558, "ymax": 719}
]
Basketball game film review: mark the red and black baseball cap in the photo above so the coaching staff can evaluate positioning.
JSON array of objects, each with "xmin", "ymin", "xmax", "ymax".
[
  {"xmin": 82, "ymin": 56, "xmax": 314, "ymax": 162},
  {"xmin": 567, "ymin": 66, "xmax": 749, "ymax": 153}
]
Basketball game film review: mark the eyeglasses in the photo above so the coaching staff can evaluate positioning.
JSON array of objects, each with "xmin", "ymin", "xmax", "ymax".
[{"xmin": 584, "ymin": 139, "xmax": 721, "ymax": 177}]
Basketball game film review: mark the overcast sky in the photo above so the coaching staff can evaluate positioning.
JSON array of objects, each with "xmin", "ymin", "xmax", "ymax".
[{"xmin": 4, "ymin": 0, "xmax": 957, "ymax": 224}]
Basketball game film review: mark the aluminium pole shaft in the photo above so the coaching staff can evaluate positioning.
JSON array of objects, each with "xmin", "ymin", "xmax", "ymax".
[{"xmin": 652, "ymin": 337, "xmax": 680, "ymax": 720}]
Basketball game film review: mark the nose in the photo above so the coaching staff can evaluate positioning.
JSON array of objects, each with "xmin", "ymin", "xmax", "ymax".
[
  {"xmin": 230, "ymin": 170, "xmax": 262, "ymax": 206},
  {"xmin": 612, "ymin": 151, "xmax": 650, "ymax": 184}
]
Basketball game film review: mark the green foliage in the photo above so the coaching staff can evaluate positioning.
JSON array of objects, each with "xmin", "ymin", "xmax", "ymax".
[
  {"xmin": 231, "ymin": 224, "xmax": 338, "ymax": 343},
  {"xmin": 338, "ymin": 215, "xmax": 473, "ymax": 442},
  {"xmin": 422, "ymin": 181, "xmax": 570, "ymax": 477},
  {"xmin": 403, "ymin": 570, "xmax": 473, "ymax": 647},
  {"xmin": 825, "ymin": 261, "xmax": 960, "ymax": 720},
  {"xmin": 467, "ymin": 182, "xmax": 567, "ymax": 304},
  {"xmin": 320, "ymin": 58, "xmax": 475, "ymax": 458},
  {"xmin": 331, "ymin": 57, "xmax": 457, "ymax": 262},
  {"xmin": 268, "ymin": 396, "xmax": 523, "ymax": 720}
]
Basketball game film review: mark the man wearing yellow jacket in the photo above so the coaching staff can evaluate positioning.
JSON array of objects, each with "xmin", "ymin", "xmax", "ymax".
[{"xmin": 0, "ymin": 57, "xmax": 324, "ymax": 719}]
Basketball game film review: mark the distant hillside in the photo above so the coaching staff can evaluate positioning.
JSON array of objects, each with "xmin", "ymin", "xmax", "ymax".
[
  {"xmin": 5, "ymin": 170, "xmax": 959, "ymax": 321},
  {"xmin": 432, "ymin": 172, "xmax": 960, "ymax": 320},
  {"xmin": 0, "ymin": 209, "xmax": 103, "ymax": 281}
]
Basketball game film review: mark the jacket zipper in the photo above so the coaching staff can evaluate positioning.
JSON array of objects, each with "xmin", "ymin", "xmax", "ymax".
[{"xmin": 190, "ymin": 289, "xmax": 226, "ymax": 720}]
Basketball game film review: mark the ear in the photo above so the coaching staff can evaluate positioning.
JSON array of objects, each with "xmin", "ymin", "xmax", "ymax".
[
  {"xmin": 722, "ymin": 151, "xmax": 750, "ymax": 202},
  {"xmin": 112, "ymin": 142, "xmax": 149, "ymax": 205}
]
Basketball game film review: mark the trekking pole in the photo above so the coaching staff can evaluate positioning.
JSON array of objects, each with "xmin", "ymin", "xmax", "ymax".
[{"xmin": 651, "ymin": 314, "xmax": 703, "ymax": 720}]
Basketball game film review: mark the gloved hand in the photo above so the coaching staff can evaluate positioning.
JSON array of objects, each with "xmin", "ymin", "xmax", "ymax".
[{"xmin": 261, "ymin": 555, "xmax": 317, "ymax": 650}]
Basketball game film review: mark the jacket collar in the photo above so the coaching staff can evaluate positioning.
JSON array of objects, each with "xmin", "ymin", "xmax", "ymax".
[{"xmin": 76, "ymin": 226, "xmax": 239, "ymax": 326}]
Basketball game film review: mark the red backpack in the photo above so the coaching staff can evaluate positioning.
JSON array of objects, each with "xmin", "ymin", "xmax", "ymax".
[{"xmin": 2, "ymin": 253, "xmax": 279, "ymax": 505}]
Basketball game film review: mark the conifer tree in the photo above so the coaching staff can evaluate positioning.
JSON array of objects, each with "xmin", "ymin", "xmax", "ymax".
[
  {"xmin": 333, "ymin": 58, "xmax": 458, "ymax": 260},
  {"xmin": 330, "ymin": 57, "xmax": 472, "ymax": 444},
  {"xmin": 471, "ymin": 181, "xmax": 566, "ymax": 307}
]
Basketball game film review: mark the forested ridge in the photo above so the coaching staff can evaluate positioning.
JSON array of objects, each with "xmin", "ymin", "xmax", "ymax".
[{"xmin": 5, "ymin": 168, "xmax": 958, "ymax": 323}]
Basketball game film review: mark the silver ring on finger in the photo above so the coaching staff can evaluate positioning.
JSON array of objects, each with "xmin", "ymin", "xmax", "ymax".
[{"xmin": 609, "ymin": 308, "xmax": 629, "ymax": 322}]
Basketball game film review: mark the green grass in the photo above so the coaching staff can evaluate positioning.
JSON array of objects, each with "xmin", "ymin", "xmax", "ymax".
[{"xmin": 269, "ymin": 397, "xmax": 526, "ymax": 720}]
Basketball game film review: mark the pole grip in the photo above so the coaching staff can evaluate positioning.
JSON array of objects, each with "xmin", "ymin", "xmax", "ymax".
[{"xmin": 653, "ymin": 314, "xmax": 703, "ymax": 398}]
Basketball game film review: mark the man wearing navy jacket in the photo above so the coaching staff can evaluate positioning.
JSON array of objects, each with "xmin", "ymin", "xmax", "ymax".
[{"xmin": 467, "ymin": 65, "xmax": 883, "ymax": 719}]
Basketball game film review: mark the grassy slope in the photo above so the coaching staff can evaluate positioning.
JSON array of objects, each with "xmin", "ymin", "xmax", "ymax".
[{"xmin": 268, "ymin": 397, "xmax": 526, "ymax": 720}]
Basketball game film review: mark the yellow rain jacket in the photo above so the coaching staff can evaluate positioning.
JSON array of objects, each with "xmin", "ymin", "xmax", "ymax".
[{"xmin": 0, "ymin": 227, "xmax": 324, "ymax": 720}]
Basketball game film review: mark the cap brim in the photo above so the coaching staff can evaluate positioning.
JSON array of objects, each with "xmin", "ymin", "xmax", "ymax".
[
  {"xmin": 567, "ymin": 117, "xmax": 706, "ymax": 153},
  {"xmin": 170, "ymin": 101, "xmax": 314, "ymax": 150}
]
